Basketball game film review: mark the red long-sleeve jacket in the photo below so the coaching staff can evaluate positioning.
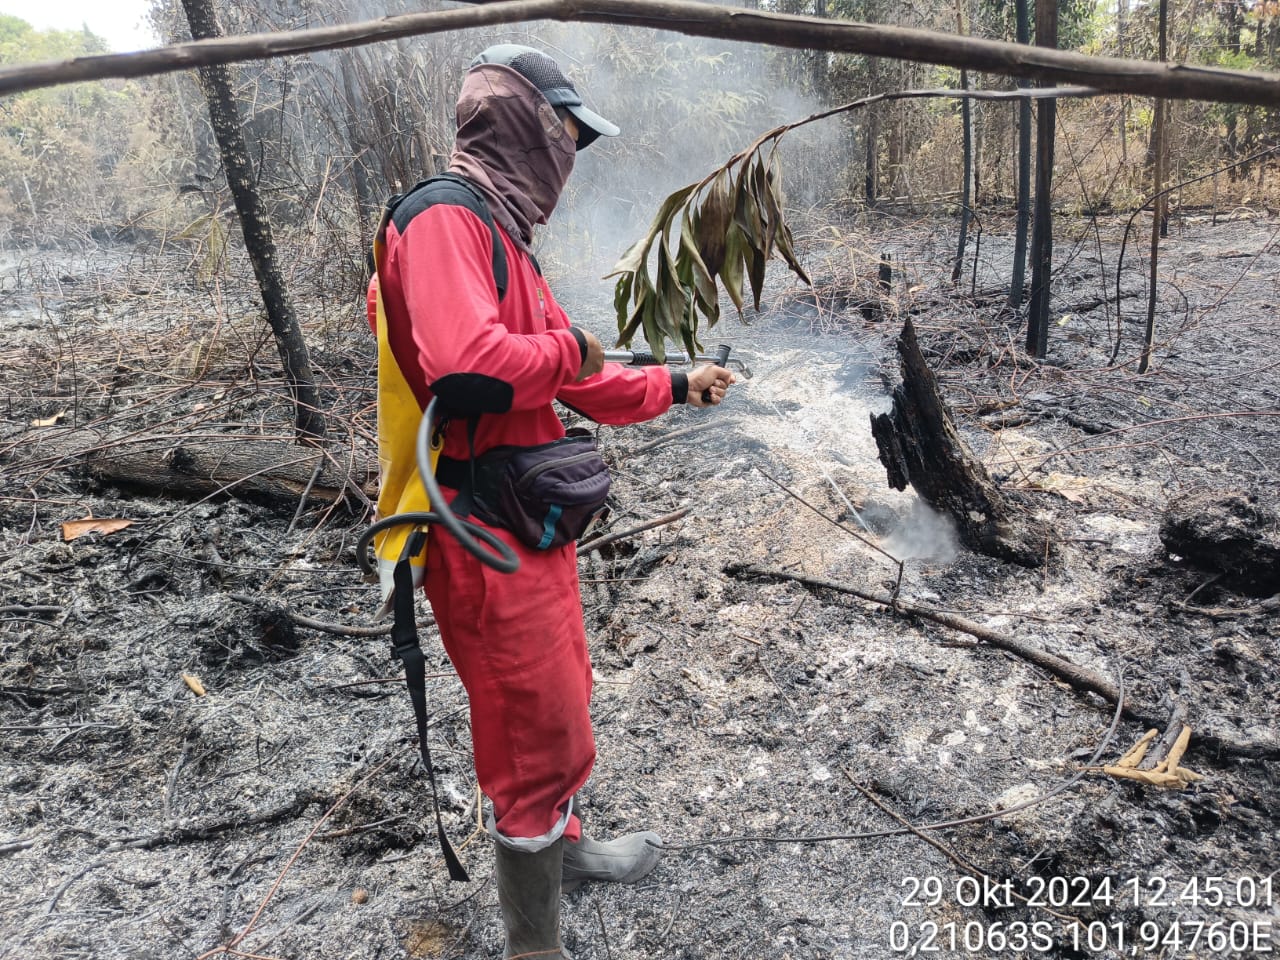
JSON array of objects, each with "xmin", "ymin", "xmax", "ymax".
[{"xmin": 370, "ymin": 203, "xmax": 683, "ymax": 458}]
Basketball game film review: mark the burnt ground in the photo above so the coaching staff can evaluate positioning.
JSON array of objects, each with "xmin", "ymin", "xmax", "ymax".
[{"xmin": 0, "ymin": 210, "xmax": 1277, "ymax": 960}]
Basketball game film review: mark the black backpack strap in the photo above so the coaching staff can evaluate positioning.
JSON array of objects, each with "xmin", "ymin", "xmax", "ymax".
[
  {"xmin": 386, "ymin": 173, "xmax": 509, "ymax": 301},
  {"xmin": 391, "ymin": 530, "xmax": 470, "ymax": 883}
]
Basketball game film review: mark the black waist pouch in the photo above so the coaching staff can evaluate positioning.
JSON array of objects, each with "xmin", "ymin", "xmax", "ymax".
[{"xmin": 441, "ymin": 431, "xmax": 610, "ymax": 551}]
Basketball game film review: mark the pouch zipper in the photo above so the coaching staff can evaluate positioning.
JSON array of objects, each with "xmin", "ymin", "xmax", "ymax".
[{"xmin": 516, "ymin": 450, "xmax": 600, "ymax": 486}]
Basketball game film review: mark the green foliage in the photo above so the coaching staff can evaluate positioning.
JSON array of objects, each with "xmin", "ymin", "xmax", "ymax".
[
  {"xmin": 976, "ymin": 0, "xmax": 1101, "ymax": 49},
  {"xmin": 609, "ymin": 139, "xmax": 810, "ymax": 360},
  {"xmin": 0, "ymin": 15, "xmax": 172, "ymax": 239},
  {"xmin": 1210, "ymin": 48, "xmax": 1258, "ymax": 72},
  {"xmin": 0, "ymin": 15, "xmax": 108, "ymax": 64}
]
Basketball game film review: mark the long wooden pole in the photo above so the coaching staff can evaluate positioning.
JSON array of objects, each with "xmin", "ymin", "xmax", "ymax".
[{"xmin": 3, "ymin": 0, "xmax": 1280, "ymax": 106}]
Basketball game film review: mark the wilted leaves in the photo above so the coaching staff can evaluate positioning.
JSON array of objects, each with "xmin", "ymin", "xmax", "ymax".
[{"xmin": 608, "ymin": 142, "xmax": 811, "ymax": 359}]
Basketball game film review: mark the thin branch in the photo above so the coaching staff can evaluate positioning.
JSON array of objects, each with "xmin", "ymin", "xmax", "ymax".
[
  {"xmin": 4, "ymin": 0, "xmax": 1280, "ymax": 106},
  {"xmin": 0, "ymin": 837, "xmax": 38, "ymax": 855},
  {"xmin": 579, "ymin": 508, "xmax": 691, "ymax": 554},
  {"xmin": 626, "ymin": 420, "xmax": 727, "ymax": 456},
  {"xmin": 227, "ymin": 593, "xmax": 396, "ymax": 637},
  {"xmin": 115, "ymin": 792, "xmax": 326, "ymax": 850},
  {"xmin": 755, "ymin": 466, "xmax": 904, "ymax": 575}
]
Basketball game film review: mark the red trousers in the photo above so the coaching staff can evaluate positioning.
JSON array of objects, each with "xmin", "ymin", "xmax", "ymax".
[{"xmin": 425, "ymin": 514, "xmax": 591, "ymax": 843}]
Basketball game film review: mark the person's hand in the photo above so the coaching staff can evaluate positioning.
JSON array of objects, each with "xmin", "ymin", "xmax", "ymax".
[
  {"xmin": 686, "ymin": 364, "xmax": 736, "ymax": 407},
  {"xmin": 576, "ymin": 329, "xmax": 605, "ymax": 381}
]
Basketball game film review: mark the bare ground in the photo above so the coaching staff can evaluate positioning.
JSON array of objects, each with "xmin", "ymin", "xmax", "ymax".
[{"xmin": 1, "ymin": 211, "xmax": 1277, "ymax": 960}]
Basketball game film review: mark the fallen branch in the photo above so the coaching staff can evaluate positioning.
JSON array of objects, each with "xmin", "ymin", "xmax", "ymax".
[
  {"xmin": 1172, "ymin": 595, "xmax": 1279, "ymax": 619},
  {"xmin": 579, "ymin": 508, "xmax": 691, "ymax": 554},
  {"xmin": 228, "ymin": 593, "xmax": 395, "ymax": 637},
  {"xmin": 626, "ymin": 421, "xmax": 728, "ymax": 457},
  {"xmin": 26, "ymin": 432, "xmax": 375, "ymax": 507},
  {"xmin": 726, "ymin": 562, "xmax": 1279, "ymax": 760},
  {"xmin": 0, "ymin": 836, "xmax": 37, "ymax": 856},
  {"xmin": 112, "ymin": 791, "xmax": 327, "ymax": 850},
  {"xmin": 6, "ymin": 0, "xmax": 1280, "ymax": 106}
]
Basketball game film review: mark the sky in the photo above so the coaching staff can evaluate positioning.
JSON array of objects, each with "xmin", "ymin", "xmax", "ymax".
[{"xmin": 0, "ymin": 0, "xmax": 158, "ymax": 52}]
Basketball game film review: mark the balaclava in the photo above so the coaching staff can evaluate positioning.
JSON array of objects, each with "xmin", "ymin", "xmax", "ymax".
[{"xmin": 447, "ymin": 64, "xmax": 576, "ymax": 254}]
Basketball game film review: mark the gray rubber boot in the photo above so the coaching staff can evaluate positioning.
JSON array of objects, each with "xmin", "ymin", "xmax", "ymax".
[
  {"xmin": 493, "ymin": 837, "xmax": 572, "ymax": 959},
  {"xmin": 561, "ymin": 831, "xmax": 662, "ymax": 893}
]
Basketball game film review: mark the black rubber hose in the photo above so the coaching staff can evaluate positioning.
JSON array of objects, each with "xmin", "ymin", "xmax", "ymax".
[
  {"xmin": 356, "ymin": 511, "xmax": 515, "ymax": 577},
  {"xmin": 415, "ymin": 397, "xmax": 519, "ymax": 573},
  {"xmin": 356, "ymin": 397, "xmax": 520, "ymax": 576}
]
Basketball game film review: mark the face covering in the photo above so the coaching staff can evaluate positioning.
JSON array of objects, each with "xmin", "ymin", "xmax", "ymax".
[{"xmin": 448, "ymin": 64, "xmax": 576, "ymax": 253}]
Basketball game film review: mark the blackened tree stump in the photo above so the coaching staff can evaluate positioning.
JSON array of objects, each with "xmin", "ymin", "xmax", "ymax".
[{"xmin": 870, "ymin": 319, "xmax": 1052, "ymax": 567}]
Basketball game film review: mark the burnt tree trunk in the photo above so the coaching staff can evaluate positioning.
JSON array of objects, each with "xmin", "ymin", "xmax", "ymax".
[
  {"xmin": 181, "ymin": 0, "xmax": 325, "ymax": 442},
  {"xmin": 870, "ymin": 319, "xmax": 1052, "ymax": 567},
  {"xmin": 33, "ymin": 433, "xmax": 374, "ymax": 507},
  {"xmin": 1139, "ymin": 0, "xmax": 1170, "ymax": 375},
  {"xmin": 1008, "ymin": 0, "xmax": 1032, "ymax": 310},
  {"xmin": 864, "ymin": 56, "xmax": 881, "ymax": 207},
  {"xmin": 1026, "ymin": 0, "xmax": 1057, "ymax": 358},
  {"xmin": 951, "ymin": 68, "xmax": 973, "ymax": 284},
  {"xmin": 951, "ymin": 1, "xmax": 972, "ymax": 285}
]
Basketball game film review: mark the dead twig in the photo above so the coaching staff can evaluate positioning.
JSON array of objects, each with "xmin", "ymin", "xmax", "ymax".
[
  {"xmin": 44, "ymin": 863, "xmax": 97, "ymax": 916},
  {"xmin": 626, "ymin": 420, "xmax": 728, "ymax": 457},
  {"xmin": 0, "ymin": 836, "xmax": 38, "ymax": 855},
  {"xmin": 596, "ymin": 902, "xmax": 614, "ymax": 960},
  {"xmin": 227, "ymin": 593, "xmax": 396, "ymax": 637},
  {"xmin": 164, "ymin": 742, "xmax": 191, "ymax": 821},
  {"xmin": 1138, "ymin": 701, "xmax": 1189, "ymax": 771},
  {"xmin": 579, "ymin": 508, "xmax": 691, "ymax": 555},
  {"xmin": 285, "ymin": 458, "xmax": 325, "ymax": 535},
  {"xmin": 0, "ymin": 604, "xmax": 61, "ymax": 615},
  {"xmin": 756, "ymin": 466, "xmax": 905, "ymax": 584},
  {"xmin": 115, "ymin": 791, "xmax": 327, "ymax": 850},
  {"xmin": 315, "ymin": 814, "xmax": 407, "ymax": 840},
  {"xmin": 1172, "ymin": 595, "xmax": 1279, "ymax": 619}
]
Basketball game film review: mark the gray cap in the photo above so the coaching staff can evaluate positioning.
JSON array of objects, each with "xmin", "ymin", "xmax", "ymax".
[{"xmin": 471, "ymin": 44, "xmax": 620, "ymax": 149}]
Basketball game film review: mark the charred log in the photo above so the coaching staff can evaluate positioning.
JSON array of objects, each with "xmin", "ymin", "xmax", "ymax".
[
  {"xmin": 1161, "ymin": 490, "xmax": 1280, "ymax": 595},
  {"xmin": 870, "ymin": 318, "xmax": 1052, "ymax": 567},
  {"xmin": 32, "ymin": 433, "xmax": 374, "ymax": 509}
]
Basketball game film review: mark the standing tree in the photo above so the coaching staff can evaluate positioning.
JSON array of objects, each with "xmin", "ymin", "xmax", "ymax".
[
  {"xmin": 1026, "ymin": 0, "xmax": 1058, "ymax": 358},
  {"xmin": 1008, "ymin": 0, "xmax": 1032, "ymax": 310},
  {"xmin": 179, "ymin": 0, "xmax": 324, "ymax": 442},
  {"xmin": 1139, "ymin": 0, "xmax": 1170, "ymax": 374},
  {"xmin": 950, "ymin": 1, "xmax": 973, "ymax": 284}
]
